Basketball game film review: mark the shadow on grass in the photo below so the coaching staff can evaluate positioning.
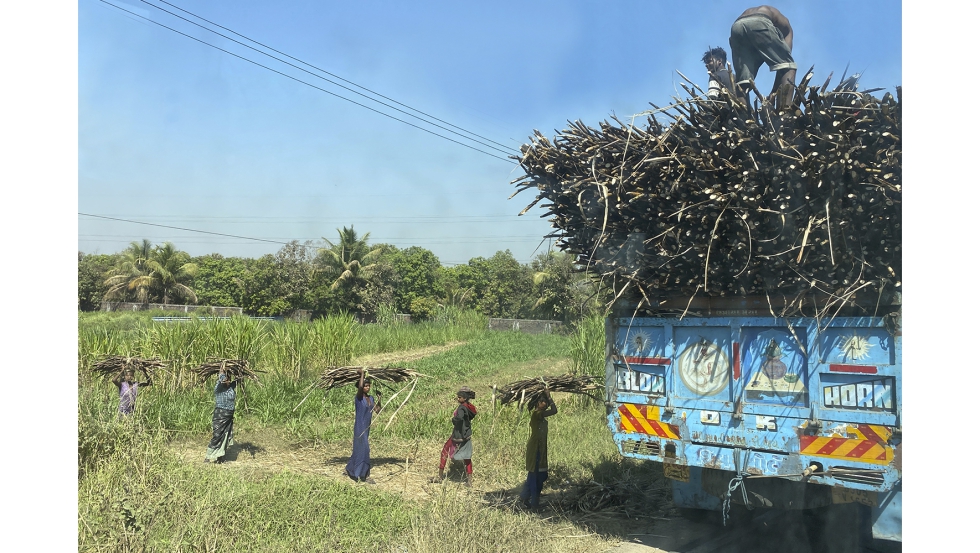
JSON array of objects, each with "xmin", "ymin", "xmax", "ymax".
[
  {"xmin": 480, "ymin": 456, "xmax": 676, "ymax": 541},
  {"xmin": 222, "ymin": 441, "xmax": 265, "ymax": 462},
  {"xmin": 324, "ymin": 455, "xmax": 406, "ymax": 466}
]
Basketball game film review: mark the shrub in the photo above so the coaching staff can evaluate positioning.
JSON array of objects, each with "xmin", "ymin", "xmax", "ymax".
[{"xmin": 408, "ymin": 297, "xmax": 438, "ymax": 322}]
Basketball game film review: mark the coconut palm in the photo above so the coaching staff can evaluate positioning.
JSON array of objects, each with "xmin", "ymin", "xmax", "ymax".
[
  {"xmin": 104, "ymin": 240, "xmax": 199, "ymax": 305},
  {"xmin": 147, "ymin": 242, "xmax": 199, "ymax": 304},
  {"xmin": 316, "ymin": 227, "xmax": 382, "ymax": 311},
  {"xmin": 104, "ymin": 239, "xmax": 154, "ymax": 303}
]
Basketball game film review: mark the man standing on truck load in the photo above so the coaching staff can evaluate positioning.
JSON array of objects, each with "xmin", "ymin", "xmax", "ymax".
[
  {"xmin": 702, "ymin": 46, "xmax": 736, "ymax": 99},
  {"xmin": 729, "ymin": 5, "xmax": 796, "ymax": 106}
]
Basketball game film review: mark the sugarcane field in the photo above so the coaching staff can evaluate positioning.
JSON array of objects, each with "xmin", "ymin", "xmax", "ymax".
[{"xmin": 70, "ymin": 2, "xmax": 907, "ymax": 553}]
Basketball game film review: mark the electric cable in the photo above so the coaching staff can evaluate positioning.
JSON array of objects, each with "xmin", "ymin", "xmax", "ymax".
[
  {"xmin": 96, "ymin": 0, "xmax": 512, "ymax": 162},
  {"xmin": 153, "ymin": 0, "xmax": 514, "ymax": 151},
  {"xmin": 138, "ymin": 0, "xmax": 515, "ymax": 156}
]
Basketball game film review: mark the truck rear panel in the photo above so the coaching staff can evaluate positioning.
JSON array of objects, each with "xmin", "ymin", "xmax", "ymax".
[{"xmin": 604, "ymin": 313, "xmax": 902, "ymax": 526}]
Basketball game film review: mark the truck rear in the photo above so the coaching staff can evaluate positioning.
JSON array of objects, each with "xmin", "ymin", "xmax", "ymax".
[{"xmin": 604, "ymin": 296, "xmax": 901, "ymax": 544}]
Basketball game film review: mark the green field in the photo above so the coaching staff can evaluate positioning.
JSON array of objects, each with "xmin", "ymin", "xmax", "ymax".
[{"xmin": 78, "ymin": 313, "xmax": 673, "ymax": 552}]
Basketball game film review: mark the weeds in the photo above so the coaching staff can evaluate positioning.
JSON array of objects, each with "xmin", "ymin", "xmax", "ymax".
[
  {"xmin": 570, "ymin": 315, "xmax": 605, "ymax": 377},
  {"xmin": 77, "ymin": 314, "xmax": 665, "ymax": 553}
]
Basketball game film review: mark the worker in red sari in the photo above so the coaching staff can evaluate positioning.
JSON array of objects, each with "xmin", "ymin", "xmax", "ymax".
[{"xmin": 431, "ymin": 386, "xmax": 477, "ymax": 486}]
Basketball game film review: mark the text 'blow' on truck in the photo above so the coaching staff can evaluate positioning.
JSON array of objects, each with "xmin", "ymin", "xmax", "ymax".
[{"xmin": 512, "ymin": 71, "xmax": 901, "ymax": 546}]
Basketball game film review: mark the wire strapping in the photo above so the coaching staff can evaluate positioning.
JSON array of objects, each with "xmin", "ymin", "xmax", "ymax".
[{"xmin": 722, "ymin": 448, "xmax": 754, "ymax": 526}]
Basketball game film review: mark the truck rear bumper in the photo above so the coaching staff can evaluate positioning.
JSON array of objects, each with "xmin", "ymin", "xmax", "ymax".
[{"xmin": 614, "ymin": 431, "xmax": 899, "ymax": 493}]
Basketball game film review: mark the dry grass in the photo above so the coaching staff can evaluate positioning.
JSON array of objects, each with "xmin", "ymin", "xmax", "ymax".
[
  {"xmin": 81, "ymin": 329, "xmax": 673, "ymax": 552},
  {"xmin": 352, "ymin": 341, "xmax": 468, "ymax": 367}
]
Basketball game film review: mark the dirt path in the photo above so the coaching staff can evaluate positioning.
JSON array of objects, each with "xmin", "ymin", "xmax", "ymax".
[
  {"xmin": 172, "ymin": 341, "xmax": 484, "ymax": 500},
  {"xmin": 351, "ymin": 341, "xmax": 467, "ymax": 367},
  {"xmin": 166, "ymin": 342, "xmax": 697, "ymax": 551},
  {"xmin": 172, "ymin": 429, "xmax": 460, "ymax": 502}
]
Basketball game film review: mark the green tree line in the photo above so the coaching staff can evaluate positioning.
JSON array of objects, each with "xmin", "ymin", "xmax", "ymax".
[{"xmin": 78, "ymin": 227, "xmax": 611, "ymax": 322}]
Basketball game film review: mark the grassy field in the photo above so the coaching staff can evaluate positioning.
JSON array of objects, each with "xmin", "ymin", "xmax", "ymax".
[{"xmin": 78, "ymin": 315, "xmax": 673, "ymax": 552}]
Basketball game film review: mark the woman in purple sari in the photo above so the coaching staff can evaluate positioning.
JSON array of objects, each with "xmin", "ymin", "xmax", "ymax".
[
  {"xmin": 345, "ymin": 369, "xmax": 381, "ymax": 483},
  {"xmin": 112, "ymin": 369, "xmax": 151, "ymax": 416}
]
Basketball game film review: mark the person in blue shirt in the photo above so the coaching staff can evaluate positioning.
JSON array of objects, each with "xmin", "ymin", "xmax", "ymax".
[{"xmin": 204, "ymin": 368, "xmax": 237, "ymax": 464}]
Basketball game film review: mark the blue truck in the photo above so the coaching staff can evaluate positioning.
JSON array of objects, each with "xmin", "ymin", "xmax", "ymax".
[{"xmin": 603, "ymin": 294, "xmax": 901, "ymax": 546}]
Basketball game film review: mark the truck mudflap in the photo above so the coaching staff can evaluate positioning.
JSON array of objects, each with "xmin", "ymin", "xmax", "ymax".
[
  {"xmin": 871, "ymin": 483, "xmax": 901, "ymax": 542},
  {"xmin": 670, "ymin": 466, "xmax": 901, "ymax": 544}
]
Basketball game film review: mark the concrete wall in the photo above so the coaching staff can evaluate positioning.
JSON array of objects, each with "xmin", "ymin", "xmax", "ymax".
[
  {"xmin": 101, "ymin": 302, "xmax": 243, "ymax": 316},
  {"xmin": 488, "ymin": 318, "xmax": 563, "ymax": 334}
]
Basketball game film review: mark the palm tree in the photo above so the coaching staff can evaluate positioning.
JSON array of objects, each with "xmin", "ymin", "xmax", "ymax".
[
  {"xmin": 104, "ymin": 240, "xmax": 199, "ymax": 305},
  {"xmin": 147, "ymin": 242, "xmax": 199, "ymax": 304},
  {"xmin": 317, "ymin": 227, "xmax": 382, "ymax": 310},
  {"xmin": 104, "ymin": 239, "xmax": 154, "ymax": 304}
]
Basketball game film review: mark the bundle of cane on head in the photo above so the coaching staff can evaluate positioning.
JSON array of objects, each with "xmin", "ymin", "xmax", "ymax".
[
  {"xmin": 313, "ymin": 366, "xmax": 427, "ymax": 391},
  {"xmin": 305, "ymin": 366, "xmax": 430, "ymax": 432},
  {"xmin": 189, "ymin": 358, "xmax": 264, "ymax": 385},
  {"xmin": 494, "ymin": 374, "xmax": 603, "ymax": 410},
  {"xmin": 91, "ymin": 356, "xmax": 166, "ymax": 381}
]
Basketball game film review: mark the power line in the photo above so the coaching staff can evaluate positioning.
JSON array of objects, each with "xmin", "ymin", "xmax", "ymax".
[
  {"xmin": 80, "ymin": 214, "xmax": 546, "ymax": 223},
  {"xmin": 80, "ymin": 212, "xmax": 300, "ymax": 247},
  {"xmin": 79, "ymin": 213, "xmax": 550, "ymax": 247},
  {"xmin": 138, "ymin": 0, "xmax": 516, "ymax": 157},
  {"xmin": 96, "ymin": 0, "xmax": 512, "ymax": 163},
  {"xmin": 151, "ymin": 0, "xmax": 515, "ymax": 153}
]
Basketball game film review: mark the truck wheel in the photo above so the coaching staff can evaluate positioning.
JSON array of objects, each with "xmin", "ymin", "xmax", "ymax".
[
  {"xmin": 677, "ymin": 507, "xmax": 714, "ymax": 524},
  {"xmin": 803, "ymin": 504, "xmax": 868, "ymax": 553}
]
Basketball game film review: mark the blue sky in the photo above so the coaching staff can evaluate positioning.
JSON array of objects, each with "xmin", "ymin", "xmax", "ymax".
[{"xmin": 78, "ymin": 0, "xmax": 902, "ymax": 264}]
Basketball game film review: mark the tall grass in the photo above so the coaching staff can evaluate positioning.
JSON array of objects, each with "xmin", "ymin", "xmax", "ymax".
[
  {"xmin": 312, "ymin": 313, "xmax": 360, "ymax": 367},
  {"xmin": 78, "ymin": 414, "xmax": 414, "ymax": 552},
  {"xmin": 569, "ymin": 315, "xmax": 606, "ymax": 377},
  {"xmin": 136, "ymin": 320, "xmax": 205, "ymax": 391},
  {"xmin": 204, "ymin": 315, "xmax": 268, "ymax": 363},
  {"xmin": 265, "ymin": 321, "xmax": 319, "ymax": 379},
  {"xmin": 77, "ymin": 321, "xmax": 674, "ymax": 552},
  {"xmin": 78, "ymin": 310, "xmax": 492, "ymax": 389},
  {"xmin": 357, "ymin": 310, "xmax": 486, "ymax": 355}
]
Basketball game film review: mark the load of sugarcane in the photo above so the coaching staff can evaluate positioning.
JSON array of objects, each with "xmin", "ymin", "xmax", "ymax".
[
  {"xmin": 91, "ymin": 356, "xmax": 167, "ymax": 379},
  {"xmin": 190, "ymin": 358, "xmax": 263, "ymax": 384},
  {"xmin": 512, "ymin": 69, "xmax": 901, "ymax": 317},
  {"xmin": 495, "ymin": 374, "xmax": 603, "ymax": 409},
  {"xmin": 314, "ymin": 366, "xmax": 427, "ymax": 391}
]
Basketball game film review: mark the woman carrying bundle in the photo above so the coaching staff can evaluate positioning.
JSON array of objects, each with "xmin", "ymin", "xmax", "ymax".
[
  {"xmin": 345, "ymin": 369, "xmax": 382, "ymax": 483},
  {"xmin": 431, "ymin": 386, "xmax": 477, "ymax": 486},
  {"xmin": 204, "ymin": 368, "xmax": 237, "ymax": 464},
  {"xmin": 112, "ymin": 368, "xmax": 151, "ymax": 416},
  {"xmin": 520, "ymin": 388, "xmax": 557, "ymax": 508}
]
